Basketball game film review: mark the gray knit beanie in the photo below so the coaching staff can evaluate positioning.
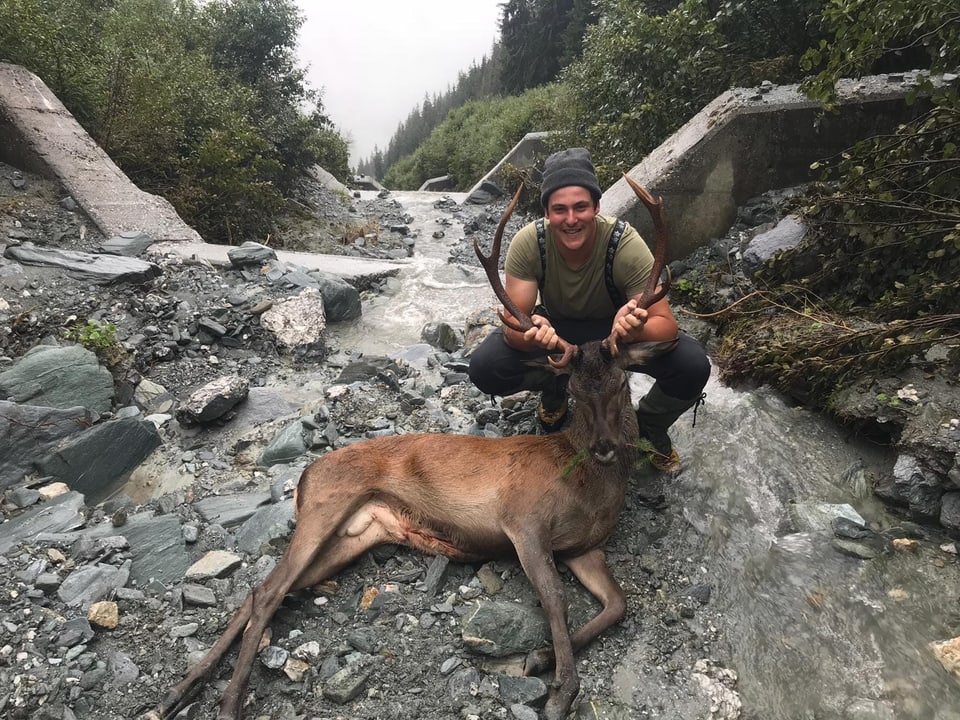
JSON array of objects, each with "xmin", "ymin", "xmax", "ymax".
[{"xmin": 540, "ymin": 147, "xmax": 602, "ymax": 208}]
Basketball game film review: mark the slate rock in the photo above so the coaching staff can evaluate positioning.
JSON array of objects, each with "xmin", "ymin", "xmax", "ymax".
[
  {"xmin": 176, "ymin": 375, "xmax": 250, "ymax": 425},
  {"xmin": 742, "ymin": 214, "xmax": 808, "ymax": 277},
  {"xmin": 0, "ymin": 344, "xmax": 113, "ymax": 412},
  {"xmin": 259, "ymin": 421, "xmax": 308, "ymax": 467},
  {"xmin": 312, "ymin": 271, "xmax": 361, "ymax": 322},
  {"xmin": 461, "ymin": 600, "xmax": 550, "ymax": 657},
  {"xmin": 235, "ymin": 498, "xmax": 295, "ymax": 555},
  {"xmin": 100, "ymin": 231, "xmax": 153, "ymax": 257},
  {"xmin": 193, "ymin": 492, "xmax": 272, "ymax": 527},
  {"xmin": 0, "ymin": 491, "xmax": 86, "ymax": 553},
  {"xmin": 36, "ymin": 417, "xmax": 162, "ymax": 502},
  {"xmin": 421, "ymin": 322, "xmax": 461, "ymax": 352},
  {"xmin": 5, "ymin": 241, "xmax": 160, "ymax": 283},
  {"xmin": 228, "ymin": 241, "xmax": 277, "ymax": 268},
  {"xmin": 0, "ymin": 400, "xmax": 97, "ymax": 490}
]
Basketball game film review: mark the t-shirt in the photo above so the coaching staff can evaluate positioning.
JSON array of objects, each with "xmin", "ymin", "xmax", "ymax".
[{"xmin": 504, "ymin": 215, "xmax": 654, "ymax": 321}]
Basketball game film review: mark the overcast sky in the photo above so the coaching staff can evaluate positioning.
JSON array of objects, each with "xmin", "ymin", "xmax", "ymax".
[{"xmin": 296, "ymin": 1, "xmax": 503, "ymax": 166}]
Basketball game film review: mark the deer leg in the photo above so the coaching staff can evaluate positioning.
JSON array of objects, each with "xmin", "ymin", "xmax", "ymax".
[
  {"xmin": 512, "ymin": 536, "xmax": 580, "ymax": 720},
  {"xmin": 215, "ymin": 512, "xmax": 358, "ymax": 720},
  {"xmin": 159, "ymin": 593, "xmax": 255, "ymax": 718},
  {"xmin": 523, "ymin": 548, "xmax": 626, "ymax": 677}
]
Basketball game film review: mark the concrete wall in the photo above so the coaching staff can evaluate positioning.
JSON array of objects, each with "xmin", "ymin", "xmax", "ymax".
[
  {"xmin": 467, "ymin": 131, "xmax": 552, "ymax": 197},
  {"xmin": 0, "ymin": 63, "xmax": 202, "ymax": 244},
  {"xmin": 601, "ymin": 73, "xmax": 940, "ymax": 261}
]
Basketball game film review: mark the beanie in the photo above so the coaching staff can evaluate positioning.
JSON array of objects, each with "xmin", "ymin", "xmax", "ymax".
[{"xmin": 540, "ymin": 147, "xmax": 602, "ymax": 208}]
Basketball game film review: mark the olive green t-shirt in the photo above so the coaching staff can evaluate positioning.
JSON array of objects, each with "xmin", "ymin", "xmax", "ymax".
[{"xmin": 504, "ymin": 215, "xmax": 654, "ymax": 321}]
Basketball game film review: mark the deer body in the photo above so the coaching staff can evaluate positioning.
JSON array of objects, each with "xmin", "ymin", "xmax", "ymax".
[{"xmin": 158, "ymin": 179, "xmax": 674, "ymax": 720}]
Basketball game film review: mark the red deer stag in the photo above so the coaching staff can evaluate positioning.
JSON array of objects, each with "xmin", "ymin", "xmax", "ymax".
[{"xmin": 156, "ymin": 176, "xmax": 675, "ymax": 720}]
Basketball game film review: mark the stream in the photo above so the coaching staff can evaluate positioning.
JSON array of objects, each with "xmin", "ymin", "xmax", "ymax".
[{"xmin": 329, "ymin": 191, "xmax": 960, "ymax": 719}]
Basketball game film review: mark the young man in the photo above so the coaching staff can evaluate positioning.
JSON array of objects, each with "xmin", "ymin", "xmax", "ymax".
[{"xmin": 468, "ymin": 147, "xmax": 710, "ymax": 473}]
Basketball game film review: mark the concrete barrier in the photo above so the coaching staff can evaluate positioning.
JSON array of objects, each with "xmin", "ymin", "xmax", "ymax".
[
  {"xmin": 467, "ymin": 131, "xmax": 551, "ymax": 198},
  {"xmin": 603, "ymin": 73, "xmax": 943, "ymax": 260},
  {"xmin": 0, "ymin": 63, "xmax": 202, "ymax": 244}
]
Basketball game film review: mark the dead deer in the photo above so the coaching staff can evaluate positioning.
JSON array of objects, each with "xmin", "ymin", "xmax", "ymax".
[{"xmin": 156, "ymin": 177, "xmax": 675, "ymax": 720}]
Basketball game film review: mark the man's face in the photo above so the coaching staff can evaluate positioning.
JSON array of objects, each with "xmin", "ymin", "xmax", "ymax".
[{"xmin": 545, "ymin": 186, "xmax": 599, "ymax": 254}]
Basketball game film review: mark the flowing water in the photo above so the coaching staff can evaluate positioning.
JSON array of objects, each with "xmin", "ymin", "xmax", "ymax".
[
  {"xmin": 326, "ymin": 191, "xmax": 496, "ymax": 355},
  {"xmin": 331, "ymin": 191, "xmax": 960, "ymax": 719},
  {"xmin": 652, "ymin": 374, "xmax": 960, "ymax": 719}
]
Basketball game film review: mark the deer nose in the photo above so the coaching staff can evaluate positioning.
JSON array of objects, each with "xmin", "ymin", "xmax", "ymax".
[{"xmin": 591, "ymin": 441, "xmax": 617, "ymax": 465}]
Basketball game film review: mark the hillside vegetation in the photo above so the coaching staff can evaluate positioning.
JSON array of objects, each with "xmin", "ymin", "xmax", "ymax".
[{"xmin": 1, "ymin": 0, "xmax": 348, "ymax": 244}]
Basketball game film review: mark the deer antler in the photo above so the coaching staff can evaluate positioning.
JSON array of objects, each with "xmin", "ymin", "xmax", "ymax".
[
  {"xmin": 474, "ymin": 184, "xmax": 578, "ymax": 367},
  {"xmin": 603, "ymin": 176, "xmax": 673, "ymax": 356}
]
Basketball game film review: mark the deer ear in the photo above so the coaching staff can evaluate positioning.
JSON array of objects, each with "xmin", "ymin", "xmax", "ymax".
[{"xmin": 618, "ymin": 337, "xmax": 680, "ymax": 367}]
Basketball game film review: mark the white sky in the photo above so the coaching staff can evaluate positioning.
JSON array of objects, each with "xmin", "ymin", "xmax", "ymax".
[{"xmin": 296, "ymin": 1, "xmax": 503, "ymax": 166}]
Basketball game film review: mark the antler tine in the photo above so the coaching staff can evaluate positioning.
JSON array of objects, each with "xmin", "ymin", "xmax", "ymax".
[
  {"xmin": 604, "ymin": 175, "xmax": 673, "ymax": 356},
  {"xmin": 473, "ymin": 184, "xmax": 577, "ymax": 367}
]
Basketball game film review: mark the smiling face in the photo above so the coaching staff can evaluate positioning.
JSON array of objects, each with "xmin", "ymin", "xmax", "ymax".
[{"xmin": 544, "ymin": 185, "xmax": 600, "ymax": 261}]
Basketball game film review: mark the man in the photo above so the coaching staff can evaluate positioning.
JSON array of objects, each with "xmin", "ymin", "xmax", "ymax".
[{"xmin": 468, "ymin": 147, "xmax": 710, "ymax": 473}]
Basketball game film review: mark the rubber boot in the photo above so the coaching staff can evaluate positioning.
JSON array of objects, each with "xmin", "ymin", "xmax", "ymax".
[{"xmin": 635, "ymin": 383, "xmax": 700, "ymax": 473}]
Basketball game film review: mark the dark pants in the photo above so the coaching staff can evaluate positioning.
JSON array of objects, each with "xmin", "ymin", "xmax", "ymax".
[{"xmin": 468, "ymin": 318, "xmax": 711, "ymax": 404}]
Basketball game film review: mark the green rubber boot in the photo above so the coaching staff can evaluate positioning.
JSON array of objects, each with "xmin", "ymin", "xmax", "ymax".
[{"xmin": 635, "ymin": 384, "xmax": 701, "ymax": 473}]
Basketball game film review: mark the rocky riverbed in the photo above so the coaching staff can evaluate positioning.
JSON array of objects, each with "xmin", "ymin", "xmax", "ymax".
[{"xmin": 1, "ymin": 161, "xmax": 958, "ymax": 720}]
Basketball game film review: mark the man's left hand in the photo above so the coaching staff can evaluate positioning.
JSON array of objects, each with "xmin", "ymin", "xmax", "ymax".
[{"xmin": 611, "ymin": 299, "xmax": 648, "ymax": 342}]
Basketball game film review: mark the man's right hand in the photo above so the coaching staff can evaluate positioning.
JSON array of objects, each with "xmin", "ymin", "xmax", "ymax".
[{"xmin": 523, "ymin": 315, "xmax": 560, "ymax": 350}]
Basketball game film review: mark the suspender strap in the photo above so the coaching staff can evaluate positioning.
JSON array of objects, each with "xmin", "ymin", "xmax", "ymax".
[
  {"xmin": 604, "ymin": 220, "xmax": 626, "ymax": 308},
  {"xmin": 537, "ymin": 218, "xmax": 626, "ymax": 310},
  {"xmin": 535, "ymin": 218, "xmax": 547, "ymax": 296}
]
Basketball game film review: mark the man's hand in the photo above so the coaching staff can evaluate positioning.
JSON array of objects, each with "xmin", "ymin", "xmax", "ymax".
[
  {"xmin": 523, "ymin": 314, "xmax": 560, "ymax": 350},
  {"xmin": 610, "ymin": 299, "xmax": 648, "ymax": 343}
]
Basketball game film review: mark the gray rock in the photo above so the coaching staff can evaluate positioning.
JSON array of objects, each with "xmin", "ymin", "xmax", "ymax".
[
  {"xmin": 100, "ymin": 231, "xmax": 153, "ymax": 257},
  {"xmin": 36, "ymin": 417, "xmax": 162, "ymax": 502},
  {"xmin": 229, "ymin": 386, "xmax": 300, "ymax": 428},
  {"xmin": 890, "ymin": 453, "xmax": 944, "ymax": 520},
  {"xmin": 182, "ymin": 583, "xmax": 217, "ymax": 607},
  {"xmin": 461, "ymin": 600, "xmax": 550, "ymax": 657},
  {"xmin": 446, "ymin": 665, "xmax": 483, "ymax": 700},
  {"xmin": 0, "ymin": 491, "xmax": 86, "ymax": 553},
  {"xmin": 5, "ymin": 241, "xmax": 160, "ymax": 283},
  {"xmin": 0, "ymin": 344, "xmax": 113, "ymax": 412},
  {"xmin": 742, "ymin": 214, "xmax": 807, "ymax": 277},
  {"xmin": 58, "ymin": 617, "xmax": 95, "ymax": 647},
  {"xmin": 789, "ymin": 502, "xmax": 866, "ymax": 532},
  {"xmin": 420, "ymin": 554, "xmax": 450, "ymax": 597},
  {"xmin": 193, "ymin": 492, "xmax": 272, "ymax": 528},
  {"xmin": 57, "ymin": 560, "xmax": 130, "ymax": 607},
  {"xmin": 85, "ymin": 511, "xmax": 190, "ymax": 586},
  {"xmin": 228, "ymin": 241, "xmax": 277, "ymax": 268},
  {"xmin": 421, "ymin": 322, "xmax": 461, "ymax": 352},
  {"xmin": 107, "ymin": 650, "xmax": 140, "ymax": 686},
  {"xmin": 510, "ymin": 703, "xmax": 540, "ymax": 720},
  {"xmin": 940, "ymin": 492, "xmax": 960, "ymax": 533},
  {"xmin": 499, "ymin": 674, "xmax": 549, "ymax": 706},
  {"xmin": 235, "ymin": 498, "xmax": 295, "ymax": 555},
  {"xmin": 259, "ymin": 421, "xmax": 308, "ymax": 467},
  {"xmin": 323, "ymin": 659, "xmax": 374, "ymax": 704},
  {"xmin": 312, "ymin": 271, "xmax": 361, "ymax": 322},
  {"xmin": 176, "ymin": 374, "xmax": 250, "ymax": 425}
]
